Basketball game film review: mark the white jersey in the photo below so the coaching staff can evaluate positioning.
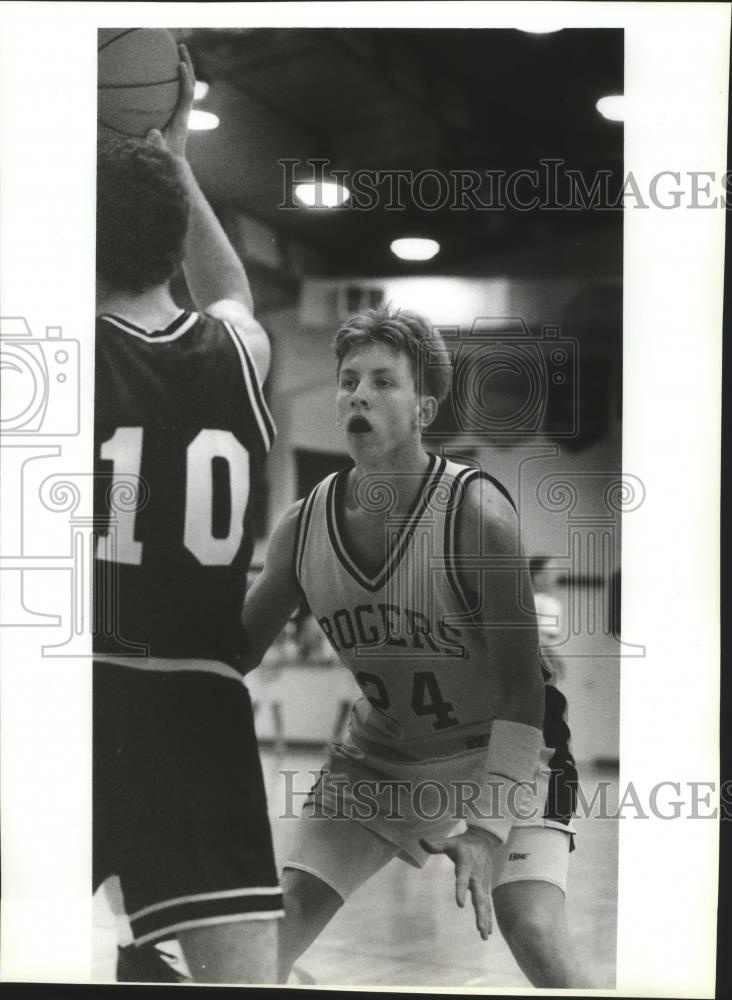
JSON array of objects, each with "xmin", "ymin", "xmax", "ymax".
[{"xmin": 294, "ymin": 454, "xmax": 520, "ymax": 759}]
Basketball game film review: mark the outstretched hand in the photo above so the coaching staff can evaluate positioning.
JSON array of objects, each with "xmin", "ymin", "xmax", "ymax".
[
  {"xmin": 147, "ymin": 44, "xmax": 195, "ymax": 158},
  {"xmin": 420, "ymin": 827, "xmax": 501, "ymax": 940}
]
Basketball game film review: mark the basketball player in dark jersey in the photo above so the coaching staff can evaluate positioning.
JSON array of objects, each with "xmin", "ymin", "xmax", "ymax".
[
  {"xmin": 93, "ymin": 47, "xmax": 281, "ymax": 983},
  {"xmin": 239, "ymin": 306, "xmax": 589, "ymax": 988}
]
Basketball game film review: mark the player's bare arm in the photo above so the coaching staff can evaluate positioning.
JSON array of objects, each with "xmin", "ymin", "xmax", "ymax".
[
  {"xmin": 147, "ymin": 45, "xmax": 271, "ymax": 383},
  {"xmin": 239, "ymin": 501, "xmax": 304, "ymax": 675},
  {"xmin": 457, "ymin": 478, "xmax": 544, "ymax": 727},
  {"xmin": 423, "ymin": 477, "xmax": 544, "ymax": 941}
]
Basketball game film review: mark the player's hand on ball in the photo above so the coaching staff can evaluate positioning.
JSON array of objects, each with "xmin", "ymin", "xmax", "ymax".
[
  {"xmin": 420, "ymin": 827, "xmax": 500, "ymax": 941},
  {"xmin": 147, "ymin": 44, "xmax": 195, "ymax": 158}
]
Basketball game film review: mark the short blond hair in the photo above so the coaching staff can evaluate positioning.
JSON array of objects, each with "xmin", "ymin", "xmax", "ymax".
[{"xmin": 333, "ymin": 304, "xmax": 452, "ymax": 403}]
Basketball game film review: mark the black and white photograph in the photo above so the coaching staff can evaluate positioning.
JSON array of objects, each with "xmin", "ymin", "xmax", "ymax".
[{"xmin": 0, "ymin": 3, "xmax": 726, "ymax": 995}]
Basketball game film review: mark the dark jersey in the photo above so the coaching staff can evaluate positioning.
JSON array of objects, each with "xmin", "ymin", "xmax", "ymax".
[{"xmin": 93, "ymin": 310, "xmax": 275, "ymax": 665}]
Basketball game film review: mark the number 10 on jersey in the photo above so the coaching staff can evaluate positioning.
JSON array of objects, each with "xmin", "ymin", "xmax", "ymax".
[{"xmin": 96, "ymin": 426, "xmax": 250, "ymax": 567}]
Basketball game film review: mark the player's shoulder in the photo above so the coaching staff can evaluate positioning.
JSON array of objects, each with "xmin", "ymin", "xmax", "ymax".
[
  {"xmin": 441, "ymin": 458, "xmax": 517, "ymax": 522},
  {"xmin": 263, "ymin": 499, "xmax": 307, "ymax": 575},
  {"xmin": 265, "ymin": 468, "xmax": 340, "ymax": 567},
  {"xmin": 279, "ymin": 499, "xmax": 306, "ymax": 533},
  {"xmin": 291, "ymin": 469, "xmax": 341, "ymax": 527},
  {"xmin": 463, "ymin": 475, "xmax": 517, "ymax": 523},
  {"xmin": 450, "ymin": 467, "xmax": 519, "ymax": 555},
  {"xmin": 281, "ymin": 471, "xmax": 342, "ymax": 553},
  {"xmin": 204, "ymin": 299, "xmax": 271, "ymax": 383}
]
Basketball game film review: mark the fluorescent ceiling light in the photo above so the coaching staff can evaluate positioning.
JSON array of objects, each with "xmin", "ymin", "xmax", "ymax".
[
  {"xmin": 295, "ymin": 181, "xmax": 351, "ymax": 208},
  {"xmin": 596, "ymin": 95, "xmax": 625, "ymax": 122},
  {"xmin": 188, "ymin": 109, "xmax": 219, "ymax": 131},
  {"xmin": 390, "ymin": 238, "xmax": 440, "ymax": 261},
  {"xmin": 194, "ymin": 80, "xmax": 210, "ymax": 101}
]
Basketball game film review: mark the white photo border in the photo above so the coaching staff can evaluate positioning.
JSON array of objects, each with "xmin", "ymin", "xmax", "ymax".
[{"xmin": 0, "ymin": 2, "xmax": 727, "ymax": 994}]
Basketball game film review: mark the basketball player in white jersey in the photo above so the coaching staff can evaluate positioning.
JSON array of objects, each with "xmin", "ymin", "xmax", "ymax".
[
  {"xmin": 94, "ymin": 47, "xmax": 281, "ymax": 983},
  {"xmin": 240, "ymin": 307, "xmax": 590, "ymax": 988}
]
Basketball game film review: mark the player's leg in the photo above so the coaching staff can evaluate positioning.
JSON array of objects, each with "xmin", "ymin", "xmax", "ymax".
[
  {"xmin": 493, "ymin": 878, "xmax": 589, "ymax": 987},
  {"xmin": 178, "ymin": 920, "xmax": 278, "ymax": 984},
  {"xmin": 489, "ymin": 676, "xmax": 591, "ymax": 987},
  {"xmin": 95, "ymin": 664, "xmax": 182, "ymax": 983},
  {"xmin": 278, "ymin": 867, "xmax": 344, "ymax": 981},
  {"xmin": 279, "ymin": 806, "xmax": 401, "ymax": 982},
  {"xmin": 491, "ymin": 826, "xmax": 592, "ymax": 988},
  {"xmin": 110, "ymin": 666, "xmax": 282, "ymax": 984}
]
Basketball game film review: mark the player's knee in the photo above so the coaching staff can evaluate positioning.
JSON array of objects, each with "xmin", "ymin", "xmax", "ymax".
[
  {"xmin": 493, "ymin": 886, "xmax": 563, "ymax": 949},
  {"xmin": 282, "ymin": 867, "xmax": 343, "ymax": 927},
  {"xmin": 279, "ymin": 868, "xmax": 343, "ymax": 979}
]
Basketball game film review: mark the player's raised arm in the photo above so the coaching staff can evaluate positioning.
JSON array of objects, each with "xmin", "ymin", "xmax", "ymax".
[
  {"xmin": 239, "ymin": 501, "xmax": 305, "ymax": 675},
  {"xmin": 422, "ymin": 476, "xmax": 544, "ymax": 940},
  {"xmin": 147, "ymin": 45, "xmax": 271, "ymax": 382}
]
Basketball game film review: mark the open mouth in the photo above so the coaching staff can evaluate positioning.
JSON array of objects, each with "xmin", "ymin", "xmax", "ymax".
[{"xmin": 347, "ymin": 414, "xmax": 372, "ymax": 434}]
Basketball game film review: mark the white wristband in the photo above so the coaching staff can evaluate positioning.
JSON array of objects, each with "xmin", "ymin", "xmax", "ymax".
[
  {"xmin": 485, "ymin": 719, "xmax": 543, "ymax": 782},
  {"xmin": 468, "ymin": 720, "xmax": 543, "ymax": 843}
]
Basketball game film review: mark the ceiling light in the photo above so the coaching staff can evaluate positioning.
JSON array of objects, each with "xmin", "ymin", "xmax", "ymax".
[
  {"xmin": 596, "ymin": 95, "xmax": 625, "ymax": 122},
  {"xmin": 295, "ymin": 181, "xmax": 351, "ymax": 208},
  {"xmin": 516, "ymin": 19, "xmax": 564, "ymax": 33},
  {"xmin": 188, "ymin": 109, "xmax": 219, "ymax": 131},
  {"xmin": 194, "ymin": 80, "xmax": 210, "ymax": 101},
  {"xmin": 390, "ymin": 238, "xmax": 440, "ymax": 261}
]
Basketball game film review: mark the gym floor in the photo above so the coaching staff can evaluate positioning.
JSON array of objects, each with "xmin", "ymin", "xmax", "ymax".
[{"xmin": 93, "ymin": 749, "xmax": 618, "ymax": 988}]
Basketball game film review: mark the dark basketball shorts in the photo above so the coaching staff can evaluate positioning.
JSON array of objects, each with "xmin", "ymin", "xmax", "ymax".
[
  {"xmin": 543, "ymin": 683, "xmax": 579, "ymax": 850},
  {"xmin": 93, "ymin": 660, "xmax": 283, "ymax": 946}
]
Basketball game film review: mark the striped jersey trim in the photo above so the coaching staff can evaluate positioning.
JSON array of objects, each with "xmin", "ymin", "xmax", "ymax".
[
  {"xmin": 93, "ymin": 654, "xmax": 244, "ymax": 683},
  {"xmin": 97, "ymin": 311, "xmax": 276, "ymax": 451},
  {"xmin": 325, "ymin": 454, "xmax": 445, "ymax": 593},
  {"xmin": 222, "ymin": 320, "xmax": 276, "ymax": 454},
  {"xmin": 294, "ymin": 480, "xmax": 326, "ymax": 585},
  {"xmin": 97, "ymin": 311, "xmax": 198, "ymax": 342},
  {"xmin": 443, "ymin": 469, "xmax": 517, "ymax": 612},
  {"xmin": 467, "ymin": 470, "xmax": 518, "ymax": 514},
  {"xmin": 444, "ymin": 468, "xmax": 475, "ymax": 611}
]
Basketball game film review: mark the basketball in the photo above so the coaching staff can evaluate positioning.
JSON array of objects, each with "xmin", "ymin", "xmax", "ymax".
[{"xmin": 98, "ymin": 28, "xmax": 180, "ymax": 138}]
